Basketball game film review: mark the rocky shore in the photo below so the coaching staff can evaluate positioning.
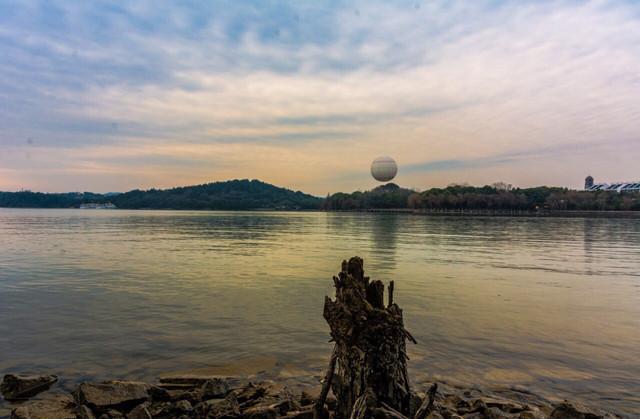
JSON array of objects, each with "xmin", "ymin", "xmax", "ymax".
[{"xmin": 1, "ymin": 372, "xmax": 622, "ymax": 419}]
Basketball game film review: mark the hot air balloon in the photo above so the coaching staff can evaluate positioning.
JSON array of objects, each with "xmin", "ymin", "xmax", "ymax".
[{"xmin": 371, "ymin": 156, "xmax": 397, "ymax": 182}]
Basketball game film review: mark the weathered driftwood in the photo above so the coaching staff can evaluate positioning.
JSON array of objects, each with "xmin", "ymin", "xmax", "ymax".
[
  {"xmin": 314, "ymin": 347, "xmax": 337, "ymax": 419},
  {"xmin": 414, "ymin": 383, "xmax": 437, "ymax": 419},
  {"xmin": 321, "ymin": 257, "xmax": 416, "ymax": 419}
]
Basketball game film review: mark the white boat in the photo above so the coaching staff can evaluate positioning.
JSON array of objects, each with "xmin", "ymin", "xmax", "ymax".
[{"xmin": 79, "ymin": 202, "xmax": 117, "ymax": 209}]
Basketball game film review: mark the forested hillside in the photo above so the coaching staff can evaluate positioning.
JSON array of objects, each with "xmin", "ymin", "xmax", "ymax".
[
  {"xmin": 0, "ymin": 180, "xmax": 321, "ymax": 210},
  {"xmin": 112, "ymin": 179, "xmax": 321, "ymax": 210}
]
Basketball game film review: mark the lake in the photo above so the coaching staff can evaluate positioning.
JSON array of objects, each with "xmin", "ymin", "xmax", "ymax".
[{"xmin": 0, "ymin": 209, "xmax": 639, "ymax": 416}]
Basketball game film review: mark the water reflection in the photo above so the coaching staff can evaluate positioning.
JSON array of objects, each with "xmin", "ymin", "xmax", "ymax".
[
  {"xmin": 369, "ymin": 214, "xmax": 399, "ymax": 274},
  {"xmin": 583, "ymin": 218, "xmax": 596, "ymax": 275},
  {"xmin": 0, "ymin": 210, "xmax": 639, "ymax": 415}
]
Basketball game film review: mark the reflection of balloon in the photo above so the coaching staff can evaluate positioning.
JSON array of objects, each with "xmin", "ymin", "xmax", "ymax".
[{"xmin": 371, "ymin": 156, "xmax": 398, "ymax": 182}]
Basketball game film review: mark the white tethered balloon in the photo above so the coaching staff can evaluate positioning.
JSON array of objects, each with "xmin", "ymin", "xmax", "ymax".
[{"xmin": 371, "ymin": 156, "xmax": 398, "ymax": 182}]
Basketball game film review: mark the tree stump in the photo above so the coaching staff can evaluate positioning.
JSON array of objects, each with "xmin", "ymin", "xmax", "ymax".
[{"xmin": 318, "ymin": 257, "xmax": 416, "ymax": 419}]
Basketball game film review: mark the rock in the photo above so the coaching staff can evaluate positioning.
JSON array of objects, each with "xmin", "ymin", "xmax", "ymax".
[
  {"xmin": 127, "ymin": 402, "xmax": 152, "ymax": 419},
  {"xmin": 157, "ymin": 382, "xmax": 197, "ymax": 391},
  {"xmin": 197, "ymin": 395, "xmax": 241, "ymax": 418},
  {"xmin": 167, "ymin": 388, "xmax": 202, "ymax": 404},
  {"xmin": 269, "ymin": 398, "xmax": 300, "ymax": 415},
  {"xmin": 519, "ymin": 410, "xmax": 546, "ymax": 419},
  {"xmin": 1, "ymin": 374, "xmax": 58, "ymax": 400},
  {"xmin": 256, "ymin": 381, "xmax": 287, "ymax": 400},
  {"xmin": 550, "ymin": 400, "xmax": 615, "ymax": 419},
  {"xmin": 486, "ymin": 406, "xmax": 514, "ymax": 418},
  {"xmin": 233, "ymin": 382, "xmax": 267, "ymax": 404},
  {"xmin": 201, "ymin": 377, "xmax": 231, "ymax": 400},
  {"xmin": 74, "ymin": 381, "xmax": 153, "ymax": 411},
  {"xmin": 147, "ymin": 401, "xmax": 174, "ymax": 418},
  {"xmin": 299, "ymin": 390, "xmax": 316, "ymax": 406},
  {"xmin": 175, "ymin": 399, "xmax": 193, "ymax": 412},
  {"xmin": 285, "ymin": 407, "xmax": 315, "ymax": 419},
  {"xmin": 492, "ymin": 387, "xmax": 553, "ymax": 412},
  {"xmin": 158, "ymin": 375, "xmax": 210, "ymax": 387},
  {"xmin": 159, "ymin": 374, "xmax": 240, "ymax": 388},
  {"xmin": 480, "ymin": 395, "xmax": 527, "ymax": 413},
  {"xmin": 101, "ymin": 409, "xmax": 125, "ymax": 419},
  {"xmin": 147, "ymin": 385, "xmax": 171, "ymax": 402},
  {"xmin": 371, "ymin": 405, "xmax": 409, "ymax": 419},
  {"xmin": 299, "ymin": 387, "xmax": 336, "ymax": 412},
  {"xmin": 10, "ymin": 393, "xmax": 75, "ymax": 419},
  {"xmin": 449, "ymin": 394, "xmax": 471, "ymax": 413},
  {"xmin": 77, "ymin": 404, "xmax": 97, "ymax": 419},
  {"xmin": 244, "ymin": 405, "xmax": 278, "ymax": 419}
]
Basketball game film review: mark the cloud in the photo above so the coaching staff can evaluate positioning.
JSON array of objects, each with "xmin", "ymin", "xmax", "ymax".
[
  {"xmin": 0, "ymin": 0, "xmax": 639, "ymax": 193},
  {"xmin": 403, "ymin": 137, "xmax": 637, "ymax": 175}
]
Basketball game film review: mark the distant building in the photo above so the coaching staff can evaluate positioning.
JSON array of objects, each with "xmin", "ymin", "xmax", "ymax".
[
  {"xmin": 584, "ymin": 176, "xmax": 640, "ymax": 193},
  {"xmin": 584, "ymin": 175, "xmax": 594, "ymax": 189}
]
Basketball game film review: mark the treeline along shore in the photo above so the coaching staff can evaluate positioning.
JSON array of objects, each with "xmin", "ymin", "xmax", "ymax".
[
  {"xmin": 322, "ymin": 183, "xmax": 640, "ymax": 212},
  {"xmin": 1, "ymin": 179, "xmax": 640, "ymax": 213}
]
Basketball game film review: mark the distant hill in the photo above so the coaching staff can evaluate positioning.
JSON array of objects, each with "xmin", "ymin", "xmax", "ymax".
[
  {"xmin": 112, "ymin": 179, "xmax": 321, "ymax": 210},
  {"xmin": 0, "ymin": 180, "xmax": 322, "ymax": 210}
]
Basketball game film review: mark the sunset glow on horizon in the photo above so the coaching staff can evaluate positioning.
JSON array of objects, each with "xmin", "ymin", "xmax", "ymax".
[{"xmin": 1, "ymin": 1, "xmax": 639, "ymax": 195}]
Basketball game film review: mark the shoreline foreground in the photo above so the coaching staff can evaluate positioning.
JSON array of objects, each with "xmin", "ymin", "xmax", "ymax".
[
  {"xmin": 0, "ymin": 372, "xmax": 622, "ymax": 419},
  {"xmin": 1, "ymin": 258, "xmax": 626, "ymax": 418}
]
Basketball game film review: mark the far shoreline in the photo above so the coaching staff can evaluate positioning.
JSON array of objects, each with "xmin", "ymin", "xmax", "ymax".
[{"xmin": 3, "ymin": 207, "xmax": 640, "ymax": 218}]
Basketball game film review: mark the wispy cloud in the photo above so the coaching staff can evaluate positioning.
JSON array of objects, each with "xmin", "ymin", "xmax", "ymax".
[{"xmin": 0, "ymin": 0, "xmax": 639, "ymax": 193}]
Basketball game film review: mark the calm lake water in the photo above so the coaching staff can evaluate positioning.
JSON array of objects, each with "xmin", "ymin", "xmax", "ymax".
[{"xmin": 0, "ymin": 209, "xmax": 639, "ymax": 416}]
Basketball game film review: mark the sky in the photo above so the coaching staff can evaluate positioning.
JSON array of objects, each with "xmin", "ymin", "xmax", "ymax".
[{"xmin": 0, "ymin": 0, "xmax": 639, "ymax": 195}]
